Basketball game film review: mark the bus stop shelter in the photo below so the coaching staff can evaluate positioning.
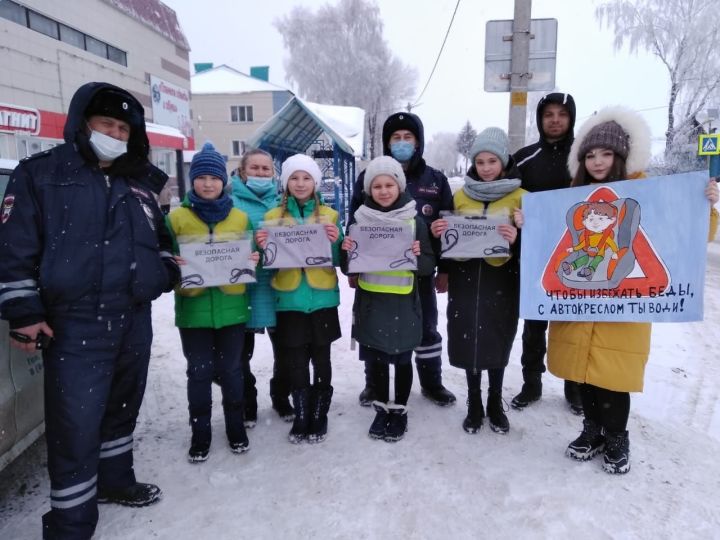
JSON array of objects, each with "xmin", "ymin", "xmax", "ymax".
[{"xmin": 246, "ymin": 96, "xmax": 365, "ymax": 222}]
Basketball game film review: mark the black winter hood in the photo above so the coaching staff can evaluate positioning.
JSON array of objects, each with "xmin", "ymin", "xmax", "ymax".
[
  {"xmin": 536, "ymin": 92, "xmax": 576, "ymax": 144},
  {"xmin": 382, "ymin": 112, "xmax": 425, "ymax": 172},
  {"xmin": 64, "ymin": 82, "xmax": 157, "ymax": 184}
]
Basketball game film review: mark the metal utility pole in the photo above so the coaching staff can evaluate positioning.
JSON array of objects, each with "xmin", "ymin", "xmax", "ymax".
[{"xmin": 507, "ymin": 0, "xmax": 531, "ymax": 153}]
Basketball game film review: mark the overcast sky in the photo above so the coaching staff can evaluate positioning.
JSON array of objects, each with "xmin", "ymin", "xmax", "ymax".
[{"xmin": 163, "ymin": 0, "xmax": 671, "ymax": 152}]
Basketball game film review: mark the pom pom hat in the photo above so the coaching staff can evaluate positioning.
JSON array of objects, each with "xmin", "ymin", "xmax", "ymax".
[
  {"xmin": 190, "ymin": 142, "xmax": 228, "ymax": 185},
  {"xmin": 280, "ymin": 154, "xmax": 323, "ymax": 191}
]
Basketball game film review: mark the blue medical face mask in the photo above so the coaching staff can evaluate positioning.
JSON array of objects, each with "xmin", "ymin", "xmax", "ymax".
[
  {"xmin": 390, "ymin": 141, "xmax": 415, "ymax": 162},
  {"xmin": 246, "ymin": 177, "xmax": 276, "ymax": 196}
]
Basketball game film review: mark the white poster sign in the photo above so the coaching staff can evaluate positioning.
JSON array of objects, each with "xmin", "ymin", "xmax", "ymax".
[
  {"xmin": 440, "ymin": 213, "xmax": 510, "ymax": 259},
  {"xmin": 262, "ymin": 223, "xmax": 333, "ymax": 269},
  {"xmin": 179, "ymin": 237, "xmax": 255, "ymax": 288},
  {"xmin": 347, "ymin": 222, "xmax": 416, "ymax": 273}
]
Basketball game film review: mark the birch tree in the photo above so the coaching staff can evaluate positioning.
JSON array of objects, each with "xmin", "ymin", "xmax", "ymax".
[
  {"xmin": 275, "ymin": 0, "xmax": 417, "ymax": 158},
  {"xmin": 596, "ymin": 0, "xmax": 720, "ymax": 156}
]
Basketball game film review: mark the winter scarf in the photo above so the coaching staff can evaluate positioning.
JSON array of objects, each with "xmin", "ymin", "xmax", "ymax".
[
  {"xmin": 463, "ymin": 176, "xmax": 521, "ymax": 202},
  {"xmin": 354, "ymin": 193, "xmax": 417, "ymax": 224},
  {"xmin": 187, "ymin": 189, "xmax": 233, "ymax": 224}
]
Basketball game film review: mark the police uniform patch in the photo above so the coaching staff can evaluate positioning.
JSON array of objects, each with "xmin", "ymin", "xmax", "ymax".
[
  {"xmin": 139, "ymin": 200, "xmax": 156, "ymax": 231},
  {"xmin": 2, "ymin": 195, "xmax": 15, "ymax": 224}
]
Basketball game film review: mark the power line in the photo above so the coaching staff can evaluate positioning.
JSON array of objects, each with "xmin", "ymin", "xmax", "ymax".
[{"xmin": 411, "ymin": 0, "xmax": 461, "ymax": 109}]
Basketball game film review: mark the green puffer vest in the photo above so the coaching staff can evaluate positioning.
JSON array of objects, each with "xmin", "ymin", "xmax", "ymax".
[{"xmin": 167, "ymin": 204, "xmax": 252, "ymax": 328}]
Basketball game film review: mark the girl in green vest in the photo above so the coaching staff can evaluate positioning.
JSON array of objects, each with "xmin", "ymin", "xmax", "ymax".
[
  {"xmin": 430, "ymin": 128, "xmax": 526, "ymax": 435},
  {"xmin": 256, "ymin": 154, "xmax": 343, "ymax": 444},
  {"xmin": 342, "ymin": 156, "xmax": 436, "ymax": 442},
  {"xmin": 167, "ymin": 142, "xmax": 259, "ymax": 462}
]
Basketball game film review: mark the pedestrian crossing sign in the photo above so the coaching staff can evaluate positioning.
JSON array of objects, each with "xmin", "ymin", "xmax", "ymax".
[{"xmin": 698, "ymin": 134, "xmax": 720, "ymax": 155}]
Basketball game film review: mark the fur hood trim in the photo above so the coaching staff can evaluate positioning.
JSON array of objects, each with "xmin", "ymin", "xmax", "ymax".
[{"xmin": 568, "ymin": 106, "xmax": 651, "ymax": 178}]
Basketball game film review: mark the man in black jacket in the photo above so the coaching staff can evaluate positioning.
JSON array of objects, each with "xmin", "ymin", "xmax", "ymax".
[
  {"xmin": 511, "ymin": 92, "xmax": 583, "ymax": 414},
  {"xmin": 0, "ymin": 82, "xmax": 180, "ymax": 539},
  {"xmin": 349, "ymin": 112, "xmax": 456, "ymax": 407}
]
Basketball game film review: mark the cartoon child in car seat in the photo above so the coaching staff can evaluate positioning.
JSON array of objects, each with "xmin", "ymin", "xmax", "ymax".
[{"xmin": 562, "ymin": 201, "xmax": 618, "ymax": 280}]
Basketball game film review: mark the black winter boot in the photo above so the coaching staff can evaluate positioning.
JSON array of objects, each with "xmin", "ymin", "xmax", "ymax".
[
  {"xmin": 566, "ymin": 418, "xmax": 605, "ymax": 461},
  {"xmin": 224, "ymin": 401, "xmax": 249, "ymax": 453},
  {"xmin": 486, "ymin": 391, "xmax": 510, "ymax": 434},
  {"xmin": 244, "ymin": 371, "xmax": 258, "ymax": 428},
  {"xmin": 308, "ymin": 385, "xmax": 333, "ymax": 443},
  {"xmin": 511, "ymin": 375, "xmax": 542, "ymax": 410},
  {"xmin": 462, "ymin": 389, "xmax": 484, "ymax": 434},
  {"xmin": 288, "ymin": 388, "xmax": 311, "ymax": 444},
  {"xmin": 270, "ymin": 378, "xmax": 295, "ymax": 422},
  {"xmin": 564, "ymin": 380, "xmax": 584, "ymax": 415},
  {"xmin": 358, "ymin": 385, "xmax": 377, "ymax": 407},
  {"xmin": 97, "ymin": 483, "xmax": 162, "ymax": 507},
  {"xmin": 603, "ymin": 430, "xmax": 631, "ymax": 474},
  {"xmin": 368, "ymin": 401, "xmax": 389, "ymax": 440},
  {"xmin": 188, "ymin": 439, "xmax": 210, "ymax": 463},
  {"xmin": 418, "ymin": 362, "xmax": 456, "ymax": 406},
  {"xmin": 383, "ymin": 404, "xmax": 408, "ymax": 442}
]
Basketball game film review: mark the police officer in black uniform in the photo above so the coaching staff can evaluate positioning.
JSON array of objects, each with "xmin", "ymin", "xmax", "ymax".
[{"xmin": 0, "ymin": 82, "xmax": 179, "ymax": 540}]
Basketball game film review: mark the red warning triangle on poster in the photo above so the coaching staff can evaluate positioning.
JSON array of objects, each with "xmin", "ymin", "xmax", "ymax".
[{"xmin": 541, "ymin": 186, "xmax": 670, "ymax": 297}]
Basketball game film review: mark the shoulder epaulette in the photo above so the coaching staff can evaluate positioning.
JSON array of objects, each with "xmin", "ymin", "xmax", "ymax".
[{"xmin": 20, "ymin": 149, "xmax": 53, "ymax": 164}]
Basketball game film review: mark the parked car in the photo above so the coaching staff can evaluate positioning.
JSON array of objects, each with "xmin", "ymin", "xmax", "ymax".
[{"xmin": 0, "ymin": 158, "xmax": 45, "ymax": 471}]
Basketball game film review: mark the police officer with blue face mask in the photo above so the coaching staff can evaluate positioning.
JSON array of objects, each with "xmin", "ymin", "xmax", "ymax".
[
  {"xmin": 349, "ymin": 112, "xmax": 456, "ymax": 408},
  {"xmin": 0, "ymin": 82, "xmax": 180, "ymax": 540}
]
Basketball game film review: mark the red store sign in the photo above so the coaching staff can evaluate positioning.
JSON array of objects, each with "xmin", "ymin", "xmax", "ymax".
[{"xmin": 0, "ymin": 103, "xmax": 41, "ymax": 135}]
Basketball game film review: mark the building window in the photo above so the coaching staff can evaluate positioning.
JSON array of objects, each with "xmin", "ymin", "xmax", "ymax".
[
  {"xmin": 0, "ymin": 1, "xmax": 128, "ymax": 67},
  {"xmin": 28, "ymin": 11, "xmax": 58, "ymax": 39},
  {"xmin": 107, "ymin": 45, "xmax": 127, "ymax": 67},
  {"xmin": 230, "ymin": 106, "xmax": 253, "ymax": 123},
  {"xmin": 231, "ymin": 140, "xmax": 245, "ymax": 157},
  {"xmin": 59, "ymin": 24, "xmax": 84, "ymax": 48},
  {"xmin": 0, "ymin": 0, "xmax": 26, "ymax": 25},
  {"xmin": 85, "ymin": 35, "xmax": 107, "ymax": 59}
]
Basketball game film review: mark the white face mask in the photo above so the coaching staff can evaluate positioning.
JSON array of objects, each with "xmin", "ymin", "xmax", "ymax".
[{"xmin": 88, "ymin": 129, "xmax": 128, "ymax": 162}]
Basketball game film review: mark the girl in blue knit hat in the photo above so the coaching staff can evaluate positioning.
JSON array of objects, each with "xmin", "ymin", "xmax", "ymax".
[
  {"xmin": 167, "ymin": 142, "xmax": 259, "ymax": 462},
  {"xmin": 256, "ymin": 153, "xmax": 343, "ymax": 444},
  {"xmin": 431, "ymin": 127, "xmax": 526, "ymax": 435}
]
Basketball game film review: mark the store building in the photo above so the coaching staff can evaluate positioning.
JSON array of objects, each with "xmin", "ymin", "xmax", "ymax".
[{"xmin": 0, "ymin": 0, "xmax": 194, "ymax": 196}]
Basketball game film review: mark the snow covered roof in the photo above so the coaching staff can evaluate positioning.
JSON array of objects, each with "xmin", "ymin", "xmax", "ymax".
[
  {"xmin": 104, "ymin": 0, "xmax": 189, "ymax": 50},
  {"xmin": 246, "ymin": 96, "xmax": 365, "ymax": 158},
  {"xmin": 191, "ymin": 65, "xmax": 290, "ymax": 95}
]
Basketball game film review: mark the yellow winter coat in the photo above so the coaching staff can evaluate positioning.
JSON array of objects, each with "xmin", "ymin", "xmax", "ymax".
[{"xmin": 547, "ymin": 175, "xmax": 719, "ymax": 392}]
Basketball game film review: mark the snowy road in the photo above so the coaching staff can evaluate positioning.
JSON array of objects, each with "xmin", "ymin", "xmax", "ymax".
[{"xmin": 2, "ymin": 241, "xmax": 719, "ymax": 539}]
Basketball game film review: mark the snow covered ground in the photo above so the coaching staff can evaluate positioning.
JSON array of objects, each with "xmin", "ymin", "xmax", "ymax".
[{"xmin": 2, "ymin": 240, "xmax": 719, "ymax": 540}]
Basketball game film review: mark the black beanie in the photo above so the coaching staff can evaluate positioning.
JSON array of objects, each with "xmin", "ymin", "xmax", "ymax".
[
  {"xmin": 383, "ymin": 113, "xmax": 419, "ymax": 140},
  {"xmin": 85, "ymin": 89, "xmax": 143, "ymax": 125}
]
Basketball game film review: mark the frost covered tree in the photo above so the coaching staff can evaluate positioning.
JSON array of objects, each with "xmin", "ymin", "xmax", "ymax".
[
  {"xmin": 456, "ymin": 121, "xmax": 477, "ymax": 170},
  {"xmin": 425, "ymin": 132, "xmax": 462, "ymax": 176},
  {"xmin": 275, "ymin": 0, "xmax": 416, "ymax": 158},
  {"xmin": 596, "ymin": 0, "xmax": 720, "ymax": 161}
]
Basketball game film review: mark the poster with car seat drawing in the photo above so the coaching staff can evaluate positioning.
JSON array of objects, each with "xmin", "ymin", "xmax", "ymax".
[{"xmin": 520, "ymin": 171, "xmax": 712, "ymax": 322}]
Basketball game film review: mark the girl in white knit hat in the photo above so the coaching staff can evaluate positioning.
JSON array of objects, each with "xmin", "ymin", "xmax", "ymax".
[
  {"xmin": 255, "ymin": 154, "xmax": 343, "ymax": 444},
  {"xmin": 341, "ymin": 156, "xmax": 436, "ymax": 442}
]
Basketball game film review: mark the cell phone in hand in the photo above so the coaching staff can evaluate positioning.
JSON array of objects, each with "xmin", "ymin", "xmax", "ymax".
[{"xmin": 9, "ymin": 330, "xmax": 53, "ymax": 349}]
